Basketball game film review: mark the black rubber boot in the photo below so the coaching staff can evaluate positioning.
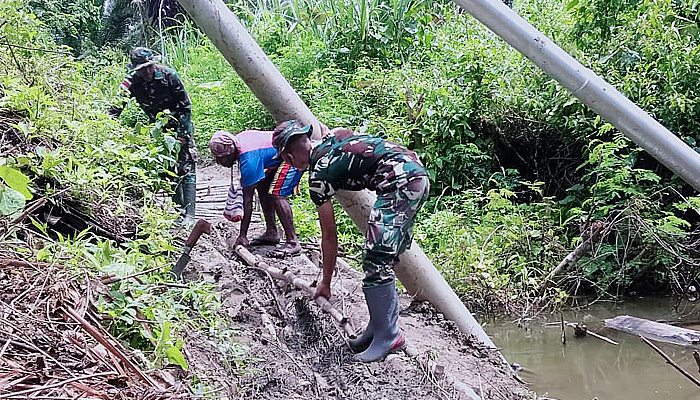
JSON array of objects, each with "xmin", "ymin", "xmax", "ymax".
[{"xmin": 355, "ymin": 280, "xmax": 405, "ymax": 362}]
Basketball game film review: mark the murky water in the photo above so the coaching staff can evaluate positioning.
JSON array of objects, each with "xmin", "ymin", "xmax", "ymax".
[{"xmin": 487, "ymin": 297, "xmax": 700, "ymax": 400}]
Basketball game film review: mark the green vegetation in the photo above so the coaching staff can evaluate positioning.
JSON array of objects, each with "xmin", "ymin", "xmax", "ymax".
[
  {"xmin": 217, "ymin": 0, "xmax": 700, "ymax": 305},
  {"xmin": 0, "ymin": 0, "xmax": 245, "ymax": 391},
  {"xmin": 4, "ymin": 0, "xmax": 700, "ymax": 374}
]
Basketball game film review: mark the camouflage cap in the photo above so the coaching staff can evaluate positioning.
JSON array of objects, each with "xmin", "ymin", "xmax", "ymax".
[
  {"xmin": 127, "ymin": 47, "xmax": 158, "ymax": 71},
  {"xmin": 272, "ymin": 120, "xmax": 312, "ymax": 156}
]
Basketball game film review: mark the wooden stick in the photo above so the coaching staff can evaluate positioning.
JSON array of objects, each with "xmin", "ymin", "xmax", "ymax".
[
  {"xmin": 0, "ymin": 371, "xmax": 116, "ymax": 399},
  {"xmin": 640, "ymin": 335, "xmax": 700, "ymax": 387},
  {"xmin": 336, "ymin": 257, "xmax": 363, "ymax": 278},
  {"xmin": 693, "ymin": 350, "xmax": 700, "ymax": 373},
  {"xmin": 560, "ymin": 313, "xmax": 566, "ymax": 345},
  {"xmin": 63, "ymin": 307, "xmax": 159, "ymax": 388},
  {"xmin": 564, "ymin": 322, "xmax": 618, "ymax": 345},
  {"xmin": 9, "ymin": 198, "xmax": 47, "ymax": 225},
  {"xmin": 100, "ymin": 265, "xmax": 162, "ymax": 285},
  {"xmin": 235, "ymin": 246, "xmax": 356, "ymax": 338},
  {"xmin": 0, "ymin": 258, "xmax": 60, "ymax": 269},
  {"xmin": 0, "ymin": 337, "xmax": 37, "ymax": 352},
  {"xmin": 540, "ymin": 221, "xmax": 604, "ymax": 290}
]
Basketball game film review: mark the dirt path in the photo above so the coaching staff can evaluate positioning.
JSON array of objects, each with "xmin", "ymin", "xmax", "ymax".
[{"xmin": 182, "ymin": 164, "xmax": 535, "ymax": 399}]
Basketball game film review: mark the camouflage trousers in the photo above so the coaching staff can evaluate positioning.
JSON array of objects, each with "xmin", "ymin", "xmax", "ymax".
[
  {"xmin": 363, "ymin": 172, "xmax": 430, "ymax": 287},
  {"xmin": 171, "ymin": 113, "xmax": 196, "ymax": 176},
  {"xmin": 166, "ymin": 114, "xmax": 196, "ymax": 217}
]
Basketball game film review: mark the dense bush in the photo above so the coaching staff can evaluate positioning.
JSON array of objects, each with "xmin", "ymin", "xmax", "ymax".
[
  {"xmin": 0, "ymin": 3, "xmax": 244, "ymax": 375},
  {"xmin": 214, "ymin": 0, "xmax": 700, "ymax": 302},
  {"xmin": 9, "ymin": 0, "xmax": 700, "ymax": 309}
]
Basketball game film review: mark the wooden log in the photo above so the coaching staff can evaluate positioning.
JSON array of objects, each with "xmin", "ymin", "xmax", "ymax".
[
  {"xmin": 605, "ymin": 315, "xmax": 700, "ymax": 346},
  {"xmin": 540, "ymin": 220, "xmax": 604, "ymax": 290},
  {"xmin": 234, "ymin": 245, "xmax": 357, "ymax": 338}
]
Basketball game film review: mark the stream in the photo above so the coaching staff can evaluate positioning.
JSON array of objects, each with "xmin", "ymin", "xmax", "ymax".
[{"xmin": 487, "ymin": 297, "xmax": 700, "ymax": 399}]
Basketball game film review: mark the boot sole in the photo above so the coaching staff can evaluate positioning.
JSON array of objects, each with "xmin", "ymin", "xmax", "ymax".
[{"xmin": 354, "ymin": 334, "xmax": 407, "ymax": 363}]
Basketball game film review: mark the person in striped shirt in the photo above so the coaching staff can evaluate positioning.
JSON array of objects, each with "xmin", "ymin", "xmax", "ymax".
[{"xmin": 209, "ymin": 129, "xmax": 303, "ymax": 256}]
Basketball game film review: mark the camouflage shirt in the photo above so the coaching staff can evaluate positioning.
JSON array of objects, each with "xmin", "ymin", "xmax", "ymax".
[
  {"xmin": 119, "ymin": 65, "xmax": 191, "ymax": 122},
  {"xmin": 118, "ymin": 65, "xmax": 196, "ymax": 173},
  {"xmin": 308, "ymin": 133, "xmax": 427, "ymax": 206}
]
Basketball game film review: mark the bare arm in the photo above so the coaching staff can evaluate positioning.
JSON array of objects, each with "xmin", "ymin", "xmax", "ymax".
[
  {"xmin": 109, "ymin": 76, "xmax": 133, "ymax": 118},
  {"xmin": 314, "ymin": 200, "xmax": 337, "ymax": 300},
  {"xmin": 236, "ymin": 185, "xmax": 256, "ymax": 246}
]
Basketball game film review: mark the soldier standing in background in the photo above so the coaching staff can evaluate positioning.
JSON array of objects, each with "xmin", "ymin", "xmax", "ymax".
[{"xmin": 109, "ymin": 47, "xmax": 197, "ymax": 223}]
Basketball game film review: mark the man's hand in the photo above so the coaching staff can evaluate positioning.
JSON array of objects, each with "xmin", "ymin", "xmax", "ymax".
[
  {"xmin": 224, "ymin": 211, "xmax": 243, "ymax": 222},
  {"xmin": 313, "ymin": 280, "xmax": 332, "ymax": 300},
  {"xmin": 107, "ymin": 106, "xmax": 122, "ymax": 118},
  {"xmin": 234, "ymin": 235, "xmax": 249, "ymax": 248}
]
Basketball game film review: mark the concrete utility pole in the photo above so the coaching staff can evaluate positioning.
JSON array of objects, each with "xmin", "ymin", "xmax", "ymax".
[
  {"xmin": 176, "ymin": 0, "xmax": 501, "ymax": 352},
  {"xmin": 174, "ymin": 0, "xmax": 319, "ymax": 133},
  {"xmin": 452, "ymin": 0, "xmax": 700, "ymax": 192}
]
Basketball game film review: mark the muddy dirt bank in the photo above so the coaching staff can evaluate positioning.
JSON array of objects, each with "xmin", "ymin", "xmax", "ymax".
[{"xmin": 183, "ymin": 164, "xmax": 536, "ymax": 399}]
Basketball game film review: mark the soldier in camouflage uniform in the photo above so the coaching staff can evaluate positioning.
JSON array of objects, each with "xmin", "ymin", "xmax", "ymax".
[
  {"xmin": 273, "ymin": 120, "xmax": 430, "ymax": 363},
  {"xmin": 109, "ymin": 47, "xmax": 197, "ymax": 221}
]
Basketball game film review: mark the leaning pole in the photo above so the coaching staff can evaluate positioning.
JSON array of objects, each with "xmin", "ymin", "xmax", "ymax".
[
  {"xmin": 452, "ymin": 0, "xmax": 700, "ymax": 192},
  {"xmin": 176, "ymin": 0, "xmax": 501, "ymax": 352}
]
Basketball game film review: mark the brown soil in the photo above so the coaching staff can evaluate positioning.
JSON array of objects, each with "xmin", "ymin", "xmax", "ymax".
[{"xmin": 181, "ymin": 164, "xmax": 536, "ymax": 400}]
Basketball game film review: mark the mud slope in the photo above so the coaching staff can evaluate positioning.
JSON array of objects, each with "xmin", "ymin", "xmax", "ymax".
[{"xmin": 184, "ymin": 164, "xmax": 534, "ymax": 400}]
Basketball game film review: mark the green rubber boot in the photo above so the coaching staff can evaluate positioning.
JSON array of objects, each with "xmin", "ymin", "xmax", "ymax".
[
  {"xmin": 182, "ymin": 173, "xmax": 196, "ymax": 219},
  {"xmin": 355, "ymin": 280, "xmax": 405, "ymax": 362},
  {"xmin": 174, "ymin": 173, "xmax": 196, "ymax": 222}
]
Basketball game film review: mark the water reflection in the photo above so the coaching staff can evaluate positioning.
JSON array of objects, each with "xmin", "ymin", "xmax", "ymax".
[{"xmin": 486, "ymin": 297, "xmax": 700, "ymax": 400}]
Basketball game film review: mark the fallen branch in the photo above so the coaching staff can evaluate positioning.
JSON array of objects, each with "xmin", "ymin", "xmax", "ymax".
[
  {"xmin": 0, "ymin": 371, "xmax": 116, "ymax": 399},
  {"xmin": 63, "ymin": 307, "xmax": 159, "ymax": 389},
  {"xmin": 235, "ymin": 245, "xmax": 357, "ymax": 338},
  {"xmin": 564, "ymin": 322, "xmax": 618, "ymax": 345},
  {"xmin": 10, "ymin": 198, "xmax": 47, "ymax": 225},
  {"xmin": 540, "ymin": 221, "xmax": 604, "ymax": 290},
  {"xmin": 640, "ymin": 335, "xmax": 700, "ymax": 388},
  {"xmin": 693, "ymin": 350, "xmax": 700, "ymax": 374},
  {"xmin": 0, "ymin": 258, "xmax": 60, "ymax": 269},
  {"xmin": 100, "ymin": 265, "xmax": 162, "ymax": 285},
  {"xmin": 0, "ymin": 337, "xmax": 37, "ymax": 352},
  {"xmin": 605, "ymin": 315, "xmax": 700, "ymax": 346},
  {"xmin": 336, "ymin": 257, "xmax": 363, "ymax": 278}
]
